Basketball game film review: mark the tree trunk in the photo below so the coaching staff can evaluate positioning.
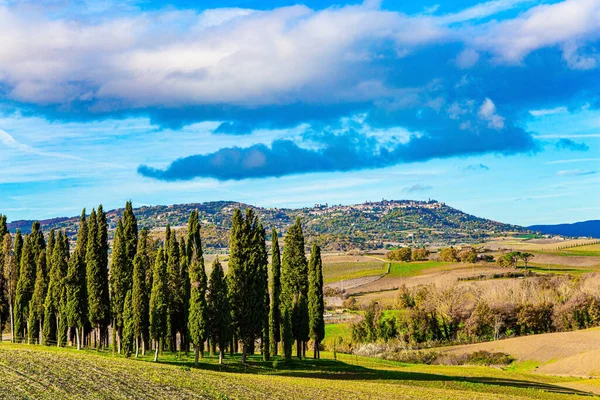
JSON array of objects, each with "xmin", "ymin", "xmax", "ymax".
[
  {"xmin": 219, "ymin": 348, "xmax": 223, "ymax": 365},
  {"xmin": 9, "ymin": 303, "xmax": 14, "ymax": 343},
  {"xmin": 194, "ymin": 345, "xmax": 199, "ymax": 367},
  {"xmin": 296, "ymin": 340, "xmax": 302, "ymax": 359},
  {"xmin": 142, "ymin": 335, "xmax": 146, "ymax": 356},
  {"xmin": 135, "ymin": 337, "xmax": 139, "ymax": 358},
  {"xmin": 154, "ymin": 345, "xmax": 159, "ymax": 362},
  {"xmin": 76, "ymin": 327, "xmax": 81, "ymax": 350},
  {"xmin": 313, "ymin": 340, "xmax": 318, "ymax": 359},
  {"xmin": 56, "ymin": 314, "xmax": 60, "ymax": 347},
  {"xmin": 242, "ymin": 343, "xmax": 247, "ymax": 364}
]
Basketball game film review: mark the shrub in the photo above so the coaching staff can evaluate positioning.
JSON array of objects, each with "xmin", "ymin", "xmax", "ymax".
[
  {"xmin": 411, "ymin": 248, "xmax": 430, "ymax": 261},
  {"xmin": 439, "ymin": 247, "xmax": 458, "ymax": 262},
  {"xmin": 342, "ymin": 297, "xmax": 358, "ymax": 310},
  {"xmin": 457, "ymin": 247, "xmax": 477, "ymax": 263},
  {"xmin": 516, "ymin": 302, "xmax": 554, "ymax": 335},
  {"xmin": 387, "ymin": 247, "xmax": 412, "ymax": 262}
]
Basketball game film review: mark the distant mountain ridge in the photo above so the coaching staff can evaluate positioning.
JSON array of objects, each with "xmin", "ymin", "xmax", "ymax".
[
  {"xmin": 528, "ymin": 220, "xmax": 600, "ymax": 238},
  {"xmin": 7, "ymin": 199, "xmax": 528, "ymax": 251}
]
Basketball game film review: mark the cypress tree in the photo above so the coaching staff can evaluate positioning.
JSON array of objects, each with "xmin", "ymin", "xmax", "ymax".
[
  {"xmin": 132, "ymin": 228, "xmax": 150, "ymax": 357},
  {"xmin": 0, "ymin": 214, "xmax": 6, "ymax": 240},
  {"xmin": 308, "ymin": 244, "xmax": 325, "ymax": 359},
  {"xmin": 122, "ymin": 289, "xmax": 134, "ymax": 357},
  {"xmin": 97, "ymin": 205, "xmax": 110, "ymax": 342},
  {"xmin": 74, "ymin": 210, "xmax": 88, "ymax": 348},
  {"xmin": 269, "ymin": 229, "xmax": 282, "ymax": 356},
  {"xmin": 167, "ymin": 233, "xmax": 184, "ymax": 351},
  {"xmin": 75, "ymin": 211, "xmax": 87, "ymax": 258},
  {"xmin": 185, "ymin": 211, "xmax": 202, "ymax": 352},
  {"xmin": 45, "ymin": 231, "xmax": 68, "ymax": 347},
  {"xmin": 256, "ymin": 223, "xmax": 270, "ymax": 362},
  {"xmin": 86, "ymin": 208, "xmax": 110, "ymax": 348},
  {"xmin": 149, "ymin": 248, "xmax": 168, "ymax": 362},
  {"xmin": 281, "ymin": 217, "xmax": 309, "ymax": 359},
  {"xmin": 46, "ymin": 229, "xmax": 56, "ymax": 264},
  {"xmin": 188, "ymin": 246, "xmax": 207, "ymax": 366},
  {"xmin": 3, "ymin": 234, "xmax": 17, "ymax": 342},
  {"xmin": 65, "ymin": 247, "xmax": 86, "ymax": 350},
  {"xmin": 110, "ymin": 219, "xmax": 128, "ymax": 352},
  {"xmin": 28, "ymin": 250, "xmax": 47, "ymax": 344},
  {"xmin": 13, "ymin": 230, "xmax": 23, "ymax": 281},
  {"xmin": 15, "ymin": 235, "xmax": 36, "ymax": 342},
  {"xmin": 207, "ymin": 257, "xmax": 230, "ymax": 364},
  {"xmin": 122, "ymin": 201, "xmax": 138, "ymax": 264},
  {"xmin": 228, "ymin": 209, "xmax": 268, "ymax": 363},
  {"xmin": 30, "ymin": 222, "xmax": 45, "ymax": 259}
]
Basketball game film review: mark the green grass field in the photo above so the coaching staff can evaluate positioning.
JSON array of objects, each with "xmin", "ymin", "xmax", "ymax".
[
  {"xmin": 323, "ymin": 261, "xmax": 386, "ymax": 284},
  {"xmin": 387, "ymin": 261, "xmax": 449, "ymax": 278},
  {"xmin": 0, "ymin": 343, "xmax": 596, "ymax": 399}
]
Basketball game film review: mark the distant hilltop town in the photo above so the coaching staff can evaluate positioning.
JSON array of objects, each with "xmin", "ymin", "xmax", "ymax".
[{"xmin": 8, "ymin": 199, "xmax": 525, "ymax": 251}]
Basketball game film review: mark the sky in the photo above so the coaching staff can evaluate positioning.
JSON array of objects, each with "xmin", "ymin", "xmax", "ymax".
[{"xmin": 0, "ymin": 0, "xmax": 599, "ymax": 226}]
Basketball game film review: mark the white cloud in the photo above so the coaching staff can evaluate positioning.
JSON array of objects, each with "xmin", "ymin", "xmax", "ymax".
[
  {"xmin": 455, "ymin": 48, "xmax": 480, "ymax": 69},
  {"xmin": 469, "ymin": 0, "xmax": 600, "ymax": 63},
  {"xmin": 529, "ymin": 106, "xmax": 568, "ymax": 116},
  {"xmin": 0, "ymin": 0, "xmax": 570, "ymax": 111},
  {"xmin": 478, "ymin": 98, "xmax": 505, "ymax": 129}
]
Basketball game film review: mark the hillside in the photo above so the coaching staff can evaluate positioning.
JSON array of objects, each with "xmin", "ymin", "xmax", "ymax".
[
  {"xmin": 529, "ymin": 220, "xmax": 600, "ymax": 239},
  {"xmin": 0, "ymin": 344, "xmax": 594, "ymax": 399},
  {"xmin": 7, "ymin": 199, "xmax": 527, "ymax": 251}
]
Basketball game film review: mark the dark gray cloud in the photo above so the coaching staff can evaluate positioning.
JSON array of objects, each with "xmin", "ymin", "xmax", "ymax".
[
  {"xmin": 555, "ymin": 138, "xmax": 590, "ymax": 152},
  {"xmin": 139, "ymin": 124, "xmax": 538, "ymax": 181},
  {"xmin": 463, "ymin": 163, "xmax": 490, "ymax": 171},
  {"xmin": 403, "ymin": 183, "xmax": 432, "ymax": 193}
]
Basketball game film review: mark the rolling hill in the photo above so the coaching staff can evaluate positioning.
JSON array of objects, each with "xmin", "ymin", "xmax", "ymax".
[
  {"xmin": 7, "ymin": 199, "xmax": 527, "ymax": 251},
  {"xmin": 529, "ymin": 220, "xmax": 600, "ymax": 238}
]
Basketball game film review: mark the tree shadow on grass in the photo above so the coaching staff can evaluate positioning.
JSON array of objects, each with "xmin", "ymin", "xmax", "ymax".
[
  {"xmin": 155, "ymin": 355, "xmax": 594, "ymax": 397},
  {"xmin": 273, "ymin": 359, "xmax": 594, "ymax": 397}
]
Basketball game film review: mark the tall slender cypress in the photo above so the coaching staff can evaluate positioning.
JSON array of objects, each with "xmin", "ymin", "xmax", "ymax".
[
  {"xmin": 207, "ymin": 257, "xmax": 230, "ymax": 364},
  {"xmin": 13, "ymin": 231, "xmax": 23, "ymax": 283},
  {"xmin": 187, "ymin": 229, "xmax": 207, "ymax": 366},
  {"xmin": 65, "ymin": 247, "xmax": 86, "ymax": 350},
  {"xmin": 269, "ymin": 229, "xmax": 282, "ymax": 356},
  {"xmin": 97, "ymin": 206, "xmax": 111, "ymax": 346},
  {"xmin": 281, "ymin": 217, "xmax": 309, "ymax": 359},
  {"xmin": 122, "ymin": 289, "xmax": 134, "ymax": 357},
  {"xmin": 256, "ymin": 223, "xmax": 270, "ymax": 362},
  {"xmin": 46, "ymin": 229, "xmax": 55, "ymax": 263},
  {"xmin": 28, "ymin": 250, "xmax": 47, "ymax": 344},
  {"xmin": 185, "ymin": 211, "xmax": 202, "ymax": 352},
  {"xmin": 3, "ymin": 234, "xmax": 17, "ymax": 342},
  {"xmin": 308, "ymin": 244, "xmax": 325, "ymax": 359},
  {"xmin": 167, "ymin": 233, "xmax": 184, "ymax": 351},
  {"xmin": 122, "ymin": 201, "xmax": 138, "ymax": 264},
  {"xmin": 149, "ymin": 248, "xmax": 168, "ymax": 362},
  {"xmin": 110, "ymin": 219, "xmax": 128, "ymax": 352},
  {"xmin": 45, "ymin": 231, "xmax": 69, "ymax": 346},
  {"xmin": 132, "ymin": 228, "xmax": 150, "ymax": 357},
  {"xmin": 227, "ymin": 209, "xmax": 268, "ymax": 363},
  {"xmin": 15, "ymin": 235, "xmax": 36, "ymax": 341},
  {"xmin": 86, "ymin": 208, "xmax": 110, "ymax": 348}
]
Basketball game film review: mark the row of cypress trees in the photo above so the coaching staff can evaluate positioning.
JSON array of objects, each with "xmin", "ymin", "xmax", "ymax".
[{"xmin": 0, "ymin": 205, "xmax": 325, "ymax": 363}]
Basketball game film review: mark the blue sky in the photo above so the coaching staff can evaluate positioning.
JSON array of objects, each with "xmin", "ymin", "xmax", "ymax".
[{"xmin": 0, "ymin": 0, "xmax": 599, "ymax": 225}]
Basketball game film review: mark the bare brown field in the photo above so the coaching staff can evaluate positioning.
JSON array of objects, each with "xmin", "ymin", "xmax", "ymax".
[
  {"xmin": 528, "ymin": 253, "xmax": 600, "ymax": 268},
  {"xmin": 439, "ymin": 328, "xmax": 600, "ymax": 377},
  {"xmin": 347, "ymin": 263, "xmax": 501, "ymax": 295}
]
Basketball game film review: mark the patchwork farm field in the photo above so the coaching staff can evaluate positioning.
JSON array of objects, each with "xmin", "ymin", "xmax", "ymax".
[
  {"xmin": 322, "ymin": 255, "xmax": 387, "ymax": 284},
  {"xmin": 0, "ymin": 343, "xmax": 596, "ymax": 399}
]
